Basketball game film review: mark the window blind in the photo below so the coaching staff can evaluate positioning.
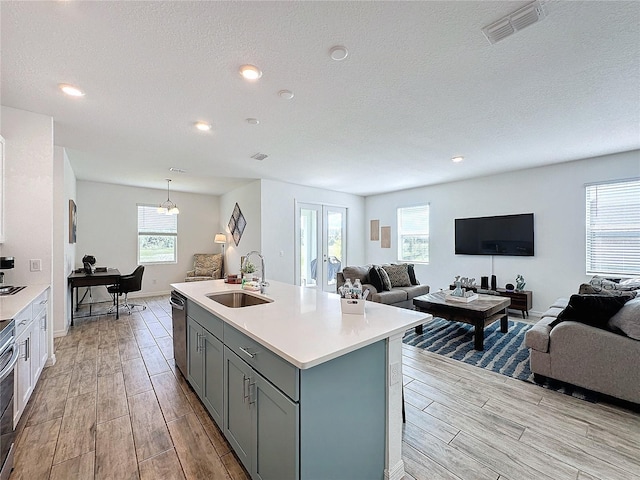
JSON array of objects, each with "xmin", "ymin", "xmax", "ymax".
[
  {"xmin": 586, "ymin": 178, "xmax": 640, "ymax": 276},
  {"xmin": 138, "ymin": 205, "xmax": 177, "ymax": 235},
  {"xmin": 397, "ymin": 204, "xmax": 430, "ymax": 263}
]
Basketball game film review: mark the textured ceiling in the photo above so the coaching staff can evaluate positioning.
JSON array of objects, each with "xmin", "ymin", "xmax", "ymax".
[{"xmin": 1, "ymin": 1, "xmax": 639, "ymax": 196}]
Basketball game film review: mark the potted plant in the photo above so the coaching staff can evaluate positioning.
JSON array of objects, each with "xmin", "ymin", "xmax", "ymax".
[{"xmin": 241, "ymin": 260, "xmax": 257, "ymax": 280}]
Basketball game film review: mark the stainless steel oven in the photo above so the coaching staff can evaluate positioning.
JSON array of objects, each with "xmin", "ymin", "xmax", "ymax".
[
  {"xmin": 170, "ymin": 291, "xmax": 187, "ymax": 378},
  {"xmin": 0, "ymin": 319, "xmax": 18, "ymax": 480}
]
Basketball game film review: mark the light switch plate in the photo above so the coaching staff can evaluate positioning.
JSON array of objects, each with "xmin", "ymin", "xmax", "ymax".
[{"xmin": 30, "ymin": 259, "xmax": 42, "ymax": 272}]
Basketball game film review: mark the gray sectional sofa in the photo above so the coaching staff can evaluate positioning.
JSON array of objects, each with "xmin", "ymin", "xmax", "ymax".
[
  {"xmin": 336, "ymin": 264, "xmax": 429, "ymax": 310},
  {"xmin": 525, "ymin": 297, "xmax": 640, "ymax": 404}
]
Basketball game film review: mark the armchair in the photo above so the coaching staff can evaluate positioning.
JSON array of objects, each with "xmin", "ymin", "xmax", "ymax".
[{"xmin": 185, "ymin": 253, "xmax": 223, "ymax": 282}]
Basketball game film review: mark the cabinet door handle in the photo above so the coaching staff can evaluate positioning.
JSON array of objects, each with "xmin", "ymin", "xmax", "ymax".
[
  {"xmin": 239, "ymin": 347, "xmax": 255, "ymax": 359},
  {"xmin": 19, "ymin": 340, "xmax": 27, "ymax": 360},
  {"xmin": 25, "ymin": 337, "xmax": 30, "ymax": 361},
  {"xmin": 200, "ymin": 334, "xmax": 205, "ymax": 353},
  {"xmin": 243, "ymin": 375, "xmax": 250, "ymax": 404},
  {"xmin": 249, "ymin": 380, "xmax": 256, "ymax": 405}
]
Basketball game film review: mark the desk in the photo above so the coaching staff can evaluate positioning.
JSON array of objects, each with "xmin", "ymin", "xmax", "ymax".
[{"xmin": 68, "ymin": 269, "xmax": 120, "ymax": 325}]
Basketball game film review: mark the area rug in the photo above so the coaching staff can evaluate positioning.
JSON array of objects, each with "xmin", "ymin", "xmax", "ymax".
[{"xmin": 403, "ymin": 318, "xmax": 599, "ymax": 402}]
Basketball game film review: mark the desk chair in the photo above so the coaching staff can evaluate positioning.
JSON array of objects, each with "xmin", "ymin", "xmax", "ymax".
[{"xmin": 108, "ymin": 266, "xmax": 146, "ymax": 314}]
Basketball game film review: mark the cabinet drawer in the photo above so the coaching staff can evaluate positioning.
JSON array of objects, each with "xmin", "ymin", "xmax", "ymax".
[
  {"xmin": 224, "ymin": 325, "xmax": 299, "ymax": 401},
  {"xmin": 15, "ymin": 308, "xmax": 32, "ymax": 338},
  {"xmin": 187, "ymin": 300, "xmax": 223, "ymax": 339},
  {"xmin": 32, "ymin": 290, "xmax": 48, "ymax": 318}
]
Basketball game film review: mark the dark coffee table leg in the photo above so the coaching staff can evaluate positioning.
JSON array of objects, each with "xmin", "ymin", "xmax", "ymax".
[
  {"xmin": 474, "ymin": 321, "xmax": 484, "ymax": 350},
  {"xmin": 500, "ymin": 310, "xmax": 508, "ymax": 333},
  {"xmin": 415, "ymin": 325, "xmax": 423, "ymax": 335}
]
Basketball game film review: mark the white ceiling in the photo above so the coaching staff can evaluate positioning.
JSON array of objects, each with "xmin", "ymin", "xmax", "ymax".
[{"xmin": 1, "ymin": 1, "xmax": 639, "ymax": 196}]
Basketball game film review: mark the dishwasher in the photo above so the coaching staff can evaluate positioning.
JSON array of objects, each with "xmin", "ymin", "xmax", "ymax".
[{"xmin": 170, "ymin": 291, "xmax": 187, "ymax": 378}]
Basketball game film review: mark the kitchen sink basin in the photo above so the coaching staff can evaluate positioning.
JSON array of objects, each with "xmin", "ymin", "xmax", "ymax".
[{"xmin": 206, "ymin": 291, "xmax": 273, "ymax": 308}]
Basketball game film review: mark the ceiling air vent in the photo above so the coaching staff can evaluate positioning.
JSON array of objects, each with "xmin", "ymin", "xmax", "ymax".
[
  {"xmin": 251, "ymin": 153, "xmax": 268, "ymax": 161},
  {"xmin": 483, "ymin": 1, "xmax": 546, "ymax": 44}
]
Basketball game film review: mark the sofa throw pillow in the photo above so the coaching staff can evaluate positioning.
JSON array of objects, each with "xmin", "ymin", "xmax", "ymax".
[
  {"xmin": 377, "ymin": 266, "xmax": 392, "ymax": 291},
  {"xmin": 406, "ymin": 264, "xmax": 419, "ymax": 285},
  {"xmin": 382, "ymin": 264, "xmax": 411, "ymax": 287},
  {"xmin": 368, "ymin": 267, "xmax": 384, "ymax": 292},
  {"xmin": 608, "ymin": 297, "xmax": 640, "ymax": 340},
  {"xmin": 550, "ymin": 294, "xmax": 632, "ymax": 331}
]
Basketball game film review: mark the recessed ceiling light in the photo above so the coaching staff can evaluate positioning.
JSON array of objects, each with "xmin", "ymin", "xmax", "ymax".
[
  {"xmin": 451, "ymin": 156, "xmax": 464, "ymax": 163},
  {"xmin": 246, "ymin": 118, "xmax": 260, "ymax": 125},
  {"xmin": 278, "ymin": 89, "xmax": 294, "ymax": 100},
  {"xmin": 58, "ymin": 83, "xmax": 85, "ymax": 97},
  {"xmin": 169, "ymin": 167, "xmax": 187, "ymax": 174},
  {"xmin": 329, "ymin": 45, "xmax": 349, "ymax": 61},
  {"xmin": 239, "ymin": 64, "xmax": 262, "ymax": 80},
  {"xmin": 195, "ymin": 121, "xmax": 212, "ymax": 131}
]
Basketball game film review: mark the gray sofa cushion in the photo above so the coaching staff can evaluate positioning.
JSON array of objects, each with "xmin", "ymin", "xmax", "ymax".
[
  {"xmin": 342, "ymin": 265, "xmax": 370, "ymax": 284},
  {"xmin": 371, "ymin": 289, "xmax": 408, "ymax": 305},
  {"xmin": 398, "ymin": 285, "xmax": 430, "ymax": 300},
  {"xmin": 608, "ymin": 297, "xmax": 640, "ymax": 340}
]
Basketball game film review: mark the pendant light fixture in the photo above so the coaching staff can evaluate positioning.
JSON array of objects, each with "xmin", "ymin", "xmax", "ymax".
[{"xmin": 158, "ymin": 179, "xmax": 179, "ymax": 215}]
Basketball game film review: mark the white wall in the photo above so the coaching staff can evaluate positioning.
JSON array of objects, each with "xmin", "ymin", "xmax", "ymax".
[
  {"xmin": 0, "ymin": 106, "xmax": 55, "ymax": 359},
  {"xmin": 219, "ymin": 179, "xmax": 366, "ymax": 285},
  {"xmin": 365, "ymin": 150, "xmax": 640, "ymax": 315},
  {"xmin": 53, "ymin": 147, "xmax": 76, "ymax": 336},
  {"xmin": 220, "ymin": 180, "xmax": 262, "ymax": 276},
  {"xmin": 260, "ymin": 179, "xmax": 366, "ymax": 285},
  {"xmin": 0, "ymin": 106, "xmax": 54, "ymax": 285},
  {"xmin": 76, "ymin": 181, "xmax": 220, "ymax": 299}
]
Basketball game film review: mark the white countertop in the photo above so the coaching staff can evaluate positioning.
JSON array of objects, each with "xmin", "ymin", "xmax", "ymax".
[
  {"xmin": 171, "ymin": 279, "xmax": 430, "ymax": 369},
  {"xmin": 0, "ymin": 284, "xmax": 50, "ymax": 322}
]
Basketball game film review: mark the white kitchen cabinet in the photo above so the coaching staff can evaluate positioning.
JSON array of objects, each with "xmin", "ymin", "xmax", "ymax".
[
  {"xmin": 13, "ymin": 287, "xmax": 50, "ymax": 426},
  {"xmin": 32, "ymin": 290, "xmax": 49, "ymax": 382},
  {"xmin": 14, "ymin": 308, "xmax": 34, "ymax": 426}
]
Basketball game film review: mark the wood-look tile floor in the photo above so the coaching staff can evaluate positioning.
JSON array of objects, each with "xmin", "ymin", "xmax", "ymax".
[
  {"xmin": 11, "ymin": 295, "xmax": 249, "ymax": 480},
  {"xmin": 11, "ymin": 296, "xmax": 640, "ymax": 480}
]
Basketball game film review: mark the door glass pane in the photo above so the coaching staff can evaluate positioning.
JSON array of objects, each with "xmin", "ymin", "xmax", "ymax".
[
  {"xmin": 326, "ymin": 210, "xmax": 343, "ymax": 287},
  {"xmin": 299, "ymin": 208, "xmax": 318, "ymax": 287}
]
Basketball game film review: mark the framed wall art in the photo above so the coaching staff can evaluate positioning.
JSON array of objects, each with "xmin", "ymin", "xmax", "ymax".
[
  {"xmin": 228, "ymin": 203, "xmax": 246, "ymax": 246},
  {"xmin": 69, "ymin": 199, "xmax": 77, "ymax": 244}
]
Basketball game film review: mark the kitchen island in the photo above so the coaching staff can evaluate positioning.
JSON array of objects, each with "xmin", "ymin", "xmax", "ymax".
[{"xmin": 171, "ymin": 279, "xmax": 430, "ymax": 480}]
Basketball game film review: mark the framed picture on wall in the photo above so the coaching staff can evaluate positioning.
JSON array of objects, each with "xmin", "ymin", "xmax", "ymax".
[{"xmin": 69, "ymin": 199, "xmax": 77, "ymax": 244}]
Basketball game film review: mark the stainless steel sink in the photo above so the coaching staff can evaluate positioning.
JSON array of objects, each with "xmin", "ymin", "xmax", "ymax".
[{"xmin": 206, "ymin": 291, "xmax": 273, "ymax": 308}]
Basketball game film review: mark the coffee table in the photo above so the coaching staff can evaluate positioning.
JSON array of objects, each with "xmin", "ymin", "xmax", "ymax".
[{"xmin": 413, "ymin": 291, "xmax": 511, "ymax": 350}]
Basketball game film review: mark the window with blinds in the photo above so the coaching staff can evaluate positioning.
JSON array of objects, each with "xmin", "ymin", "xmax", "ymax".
[
  {"xmin": 397, "ymin": 204, "xmax": 430, "ymax": 263},
  {"xmin": 586, "ymin": 178, "xmax": 640, "ymax": 276},
  {"xmin": 137, "ymin": 204, "xmax": 178, "ymax": 264}
]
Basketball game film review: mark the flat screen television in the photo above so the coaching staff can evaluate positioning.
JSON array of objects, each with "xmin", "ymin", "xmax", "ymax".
[{"xmin": 455, "ymin": 213, "xmax": 534, "ymax": 256}]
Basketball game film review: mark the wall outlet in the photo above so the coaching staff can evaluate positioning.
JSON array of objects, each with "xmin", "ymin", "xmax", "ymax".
[
  {"xmin": 389, "ymin": 362, "xmax": 401, "ymax": 386},
  {"xmin": 30, "ymin": 259, "xmax": 42, "ymax": 272}
]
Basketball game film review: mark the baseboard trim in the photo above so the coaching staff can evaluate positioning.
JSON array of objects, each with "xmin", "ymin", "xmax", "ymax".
[{"xmin": 384, "ymin": 459, "xmax": 405, "ymax": 480}]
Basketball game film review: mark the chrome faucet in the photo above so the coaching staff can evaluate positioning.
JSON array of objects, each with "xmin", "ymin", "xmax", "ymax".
[{"xmin": 242, "ymin": 251, "xmax": 269, "ymax": 293}]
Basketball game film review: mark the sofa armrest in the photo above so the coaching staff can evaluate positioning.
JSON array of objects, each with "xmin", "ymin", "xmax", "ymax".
[{"xmin": 186, "ymin": 270, "xmax": 196, "ymax": 278}]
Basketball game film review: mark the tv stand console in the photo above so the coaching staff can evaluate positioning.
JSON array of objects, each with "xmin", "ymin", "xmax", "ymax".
[{"xmin": 449, "ymin": 286, "xmax": 532, "ymax": 318}]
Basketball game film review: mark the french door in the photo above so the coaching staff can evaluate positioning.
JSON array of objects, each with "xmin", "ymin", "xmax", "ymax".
[{"xmin": 295, "ymin": 203, "xmax": 347, "ymax": 293}]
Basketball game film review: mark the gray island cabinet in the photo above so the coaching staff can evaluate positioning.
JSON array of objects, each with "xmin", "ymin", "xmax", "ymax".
[{"xmin": 172, "ymin": 279, "xmax": 430, "ymax": 480}]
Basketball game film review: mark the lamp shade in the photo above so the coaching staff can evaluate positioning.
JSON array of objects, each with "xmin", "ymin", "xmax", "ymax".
[{"xmin": 214, "ymin": 234, "xmax": 226, "ymax": 244}]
